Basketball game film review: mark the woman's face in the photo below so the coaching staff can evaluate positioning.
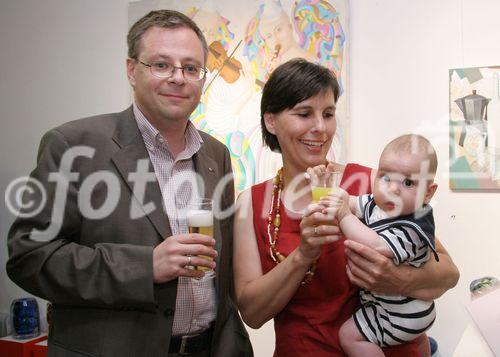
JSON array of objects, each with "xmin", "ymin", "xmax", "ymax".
[{"xmin": 264, "ymin": 89, "xmax": 337, "ymax": 175}]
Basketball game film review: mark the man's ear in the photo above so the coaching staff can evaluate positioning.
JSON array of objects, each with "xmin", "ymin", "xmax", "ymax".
[
  {"xmin": 424, "ymin": 183, "xmax": 438, "ymax": 204},
  {"xmin": 126, "ymin": 58, "xmax": 137, "ymax": 88},
  {"xmin": 200, "ymin": 73, "xmax": 206, "ymax": 89},
  {"xmin": 263, "ymin": 113, "xmax": 276, "ymax": 135}
]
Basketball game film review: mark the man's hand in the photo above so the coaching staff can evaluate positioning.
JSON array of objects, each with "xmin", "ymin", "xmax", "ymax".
[{"xmin": 152, "ymin": 234, "xmax": 217, "ymax": 283}]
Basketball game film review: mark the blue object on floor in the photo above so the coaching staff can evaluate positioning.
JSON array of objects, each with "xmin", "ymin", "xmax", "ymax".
[
  {"xmin": 10, "ymin": 298, "xmax": 40, "ymax": 339},
  {"xmin": 429, "ymin": 336, "xmax": 438, "ymax": 356}
]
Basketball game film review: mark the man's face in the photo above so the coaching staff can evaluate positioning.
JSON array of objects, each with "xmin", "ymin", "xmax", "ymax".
[{"xmin": 127, "ymin": 26, "xmax": 205, "ymax": 125}]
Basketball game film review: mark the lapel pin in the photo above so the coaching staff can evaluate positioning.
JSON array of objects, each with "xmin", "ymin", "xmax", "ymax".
[{"xmin": 208, "ymin": 167, "xmax": 215, "ymax": 173}]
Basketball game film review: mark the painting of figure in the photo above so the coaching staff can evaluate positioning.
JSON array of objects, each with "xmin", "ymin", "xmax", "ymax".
[{"xmin": 129, "ymin": 0, "xmax": 349, "ymax": 193}]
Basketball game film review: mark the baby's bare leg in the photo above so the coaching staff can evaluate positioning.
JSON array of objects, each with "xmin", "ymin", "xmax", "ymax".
[{"xmin": 339, "ymin": 317, "xmax": 384, "ymax": 357}]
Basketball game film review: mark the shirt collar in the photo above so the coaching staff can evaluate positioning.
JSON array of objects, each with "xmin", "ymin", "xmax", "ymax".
[{"xmin": 133, "ymin": 103, "xmax": 203, "ymax": 158}]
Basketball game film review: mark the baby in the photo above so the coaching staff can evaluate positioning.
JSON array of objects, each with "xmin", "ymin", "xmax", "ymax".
[{"xmin": 323, "ymin": 134, "xmax": 440, "ymax": 356}]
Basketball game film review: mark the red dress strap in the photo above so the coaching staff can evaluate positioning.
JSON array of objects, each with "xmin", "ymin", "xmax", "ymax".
[{"xmin": 340, "ymin": 163, "xmax": 372, "ymax": 195}]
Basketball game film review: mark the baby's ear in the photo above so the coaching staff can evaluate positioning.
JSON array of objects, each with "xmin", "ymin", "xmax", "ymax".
[{"xmin": 424, "ymin": 183, "xmax": 438, "ymax": 204}]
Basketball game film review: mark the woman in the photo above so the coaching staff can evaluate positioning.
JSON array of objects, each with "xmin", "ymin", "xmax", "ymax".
[{"xmin": 233, "ymin": 59, "xmax": 459, "ymax": 356}]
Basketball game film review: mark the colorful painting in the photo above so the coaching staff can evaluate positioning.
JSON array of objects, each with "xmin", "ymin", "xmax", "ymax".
[
  {"xmin": 449, "ymin": 66, "xmax": 500, "ymax": 190},
  {"xmin": 129, "ymin": 0, "xmax": 349, "ymax": 194}
]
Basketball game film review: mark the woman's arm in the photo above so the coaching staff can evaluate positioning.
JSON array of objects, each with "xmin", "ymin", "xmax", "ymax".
[
  {"xmin": 233, "ymin": 189, "xmax": 311, "ymax": 328},
  {"xmin": 233, "ymin": 190, "xmax": 340, "ymax": 328},
  {"xmin": 344, "ymin": 238, "xmax": 459, "ymax": 300}
]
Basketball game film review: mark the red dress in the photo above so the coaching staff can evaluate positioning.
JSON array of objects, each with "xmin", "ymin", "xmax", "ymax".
[{"xmin": 251, "ymin": 164, "xmax": 420, "ymax": 356}]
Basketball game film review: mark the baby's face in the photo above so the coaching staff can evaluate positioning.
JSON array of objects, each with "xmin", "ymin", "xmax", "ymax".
[{"xmin": 373, "ymin": 151, "xmax": 435, "ymax": 217}]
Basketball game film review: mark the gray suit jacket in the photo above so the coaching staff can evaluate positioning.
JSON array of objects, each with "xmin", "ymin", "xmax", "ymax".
[{"xmin": 7, "ymin": 107, "xmax": 252, "ymax": 357}]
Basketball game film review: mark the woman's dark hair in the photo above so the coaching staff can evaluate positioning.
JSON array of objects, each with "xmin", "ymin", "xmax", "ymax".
[{"xmin": 261, "ymin": 58, "xmax": 340, "ymax": 152}]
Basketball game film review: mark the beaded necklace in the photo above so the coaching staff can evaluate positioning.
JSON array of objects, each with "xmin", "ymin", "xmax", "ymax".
[{"xmin": 267, "ymin": 168, "xmax": 317, "ymax": 285}]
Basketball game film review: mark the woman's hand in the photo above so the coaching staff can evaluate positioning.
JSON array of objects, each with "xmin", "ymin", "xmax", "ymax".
[
  {"xmin": 345, "ymin": 238, "xmax": 459, "ymax": 299},
  {"xmin": 344, "ymin": 240, "xmax": 409, "ymax": 295},
  {"xmin": 300, "ymin": 203, "xmax": 342, "ymax": 261}
]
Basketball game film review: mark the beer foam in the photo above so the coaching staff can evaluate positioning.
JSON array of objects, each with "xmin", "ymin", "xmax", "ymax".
[{"xmin": 187, "ymin": 209, "xmax": 213, "ymax": 227}]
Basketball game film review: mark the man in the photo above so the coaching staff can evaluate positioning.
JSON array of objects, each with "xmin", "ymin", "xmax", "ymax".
[{"xmin": 7, "ymin": 10, "xmax": 252, "ymax": 357}]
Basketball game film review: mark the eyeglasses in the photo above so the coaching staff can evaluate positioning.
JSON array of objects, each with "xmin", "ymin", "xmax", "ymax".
[{"xmin": 136, "ymin": 60, "xmax": 207, "ymax": 81}]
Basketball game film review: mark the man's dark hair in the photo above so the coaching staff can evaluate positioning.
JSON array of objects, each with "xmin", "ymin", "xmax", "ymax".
[
  {"xmin": 127, "ymin": 9, "xmax": 208, "ymax": 62},
  {"xmin": 261, "ymin": 58, "xmax": 340, "ymax": 152}
]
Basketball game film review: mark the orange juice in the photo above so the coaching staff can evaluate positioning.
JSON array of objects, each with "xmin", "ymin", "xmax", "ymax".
[{"xmin": 311, "ymin": 186, "xmax": 333, "ymax": 202}]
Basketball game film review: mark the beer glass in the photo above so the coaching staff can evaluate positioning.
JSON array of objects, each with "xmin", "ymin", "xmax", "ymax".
[
  {"xmin": 187, "ymin": 198, "xmax": 215, "ymax": 277},
  {"xmin": 311, "ymin": 171, "xmax": 342, "ymax": 202}
]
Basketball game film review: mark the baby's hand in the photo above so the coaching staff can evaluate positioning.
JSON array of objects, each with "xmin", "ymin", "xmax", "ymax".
[
  {"xmin": 305, "ymin": 163, "xmax": 337, "ymax": 187},
  {"xmin": 320, "ymin": 188, "xmax": 352, "ymax": 222}
]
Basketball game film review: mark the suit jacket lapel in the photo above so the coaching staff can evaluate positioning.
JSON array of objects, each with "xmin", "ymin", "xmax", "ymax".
[
  {"xmin": 110, "ymin": 107, "xmax": 172, "ymax": 240},
  {"xmin": 193, "ymin": 147, "xmax": 218, "ymax": 203},
  {"xmin": 110, "ymin": 111, "xmax": 223, "ymax": 281}
]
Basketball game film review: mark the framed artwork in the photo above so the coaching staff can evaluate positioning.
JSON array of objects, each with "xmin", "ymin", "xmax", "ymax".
[
  {"xmin": 129, "ymin": 0, "xmax": 349, "ymax": 193},
  {"xmin": 449, "ymin": 66, "xmax": 500, "ymax": 190}
]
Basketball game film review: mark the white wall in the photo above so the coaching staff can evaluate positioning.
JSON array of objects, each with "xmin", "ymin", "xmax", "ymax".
[
  {"xmin": 1, "ymin": 1, "xmax": 500, "ymax": 356},
  {"xmin": 0, "ymin": 0, "xmax": 131, "ymax": 328},
  {"xmin": 348, "ymin": 0, "xmax": 500, "ymax": 356}
]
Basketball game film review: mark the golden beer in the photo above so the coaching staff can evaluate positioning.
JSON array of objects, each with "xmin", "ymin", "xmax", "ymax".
[
  {"xmin": 187, "ymin": 209, "xmax": 214, "ymax": 273},
  {"xmin": 189, "ymin": 225, "xmax": 213, "ymax": 237}
]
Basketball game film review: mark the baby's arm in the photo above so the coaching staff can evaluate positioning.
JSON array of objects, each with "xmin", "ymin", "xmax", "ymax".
[
  {"xmin": 348, "ymin": 195, "xmax": 361, "ymax": 218},
  {"xmin": 322, "ymin": 190, "xmax": 394, "ymax": 258}
]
